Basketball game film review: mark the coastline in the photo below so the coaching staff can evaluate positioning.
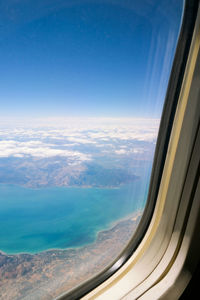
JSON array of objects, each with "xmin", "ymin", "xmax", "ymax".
[
  {"xmin": 0, "ymin": 182, "xmax": 120, "ymax": 190},
  {"xmin": 0, "ymin": 210, "xmax": 142, "ymax": 300},
  {"xmin": 0, "ymin": 209, "xmax": 143, "ymax": 256}
]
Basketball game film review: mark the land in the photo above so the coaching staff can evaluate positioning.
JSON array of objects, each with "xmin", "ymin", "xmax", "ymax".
[
  {"xmin": 0, "ymin": 212, "xmax": 142, "ymax": 300},
  {"xmin": 0, "ymin": 158, "xmax": 138, "ymax": 188}
]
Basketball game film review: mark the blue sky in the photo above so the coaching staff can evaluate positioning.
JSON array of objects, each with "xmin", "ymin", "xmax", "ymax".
[{"xmin": 0, "ymin": 0, "xmax": 183, "ymax": 118}]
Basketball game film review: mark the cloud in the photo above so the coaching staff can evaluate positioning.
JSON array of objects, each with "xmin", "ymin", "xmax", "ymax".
[
  {"xmin": 114, "ymin": 147, "xmax": 145, "ymax": 155},
  {"xmin": 115, "ymin": 149, "xmax": 127, "ymax": 155},
  {"xmin": 66, "ymin": 137, "xmax": 97, "ymax": 144},
  {"xmin": 0, "ymin": 140, "xmax": 91, "ymax": 161},
  {"xmin": 0, "ymin": 117, "xmax": 160, "ymax": 160}
]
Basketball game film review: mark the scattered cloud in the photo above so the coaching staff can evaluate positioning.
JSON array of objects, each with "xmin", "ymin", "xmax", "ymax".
[
  {"xmin": 114, "ymin": 147, "xmax": 145, "ymax": 155},
  {"xmin": 0, "ymin": 117, "xmax": 159, "ymax": 160},
  {"xmin": 66, "ymin": 137, "xmax": 97, "ymax": 144},
  {"xmin": 0, "ymin": 140, "xmax": 91, "ymax": 161},
  {"xmin": 115, "ymin": 149, "xmax": 127, "ymax": 155}
]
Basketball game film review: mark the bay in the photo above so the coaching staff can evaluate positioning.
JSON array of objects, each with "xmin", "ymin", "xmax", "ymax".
[{"xmin": 0, "ymin": 172, "xmax": 150, "ymax": 254}]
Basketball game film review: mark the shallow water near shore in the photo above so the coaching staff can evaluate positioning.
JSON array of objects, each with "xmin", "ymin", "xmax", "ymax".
[{"xmin": 0, "ymin": 171, "xmax": 150, "ymax": 254}]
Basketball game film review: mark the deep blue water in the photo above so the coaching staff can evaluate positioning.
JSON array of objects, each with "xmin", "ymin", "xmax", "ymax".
[{"xmin": 0, "ymin": 171, "xmax": 150, "ymax": 254}]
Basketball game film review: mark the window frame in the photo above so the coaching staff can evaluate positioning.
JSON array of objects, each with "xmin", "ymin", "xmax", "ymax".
[{"xmin": 57, "ymin": 0, "xmax": 200, "ymax": 299}]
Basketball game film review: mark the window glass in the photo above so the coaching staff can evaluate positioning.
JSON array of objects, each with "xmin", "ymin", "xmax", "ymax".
[{"xmin": 0, "ymin": 0, "xmax": 183, "ymax": 299}]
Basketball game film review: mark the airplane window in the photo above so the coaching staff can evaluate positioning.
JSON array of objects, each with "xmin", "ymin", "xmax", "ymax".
[{"xmin": 0, "ymin": 0, "xmax": 183, "ymax": 299}]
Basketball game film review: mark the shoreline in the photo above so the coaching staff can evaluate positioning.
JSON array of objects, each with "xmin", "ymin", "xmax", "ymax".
[
  {"xmin": 0, "ymin": 209, "xmax": 143, "ymax": 257},
  {"xmin": 0, "ymin": 182, "xmax": 123, "ymax": 191},
  {"xmin": 0, "ymin": 210, "xmax": 142, "ymax": 300}
]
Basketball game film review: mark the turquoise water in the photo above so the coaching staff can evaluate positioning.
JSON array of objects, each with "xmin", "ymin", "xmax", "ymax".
[{"xmin": 0, "ymin": 172, "xmax": 150, "ymax": 254}]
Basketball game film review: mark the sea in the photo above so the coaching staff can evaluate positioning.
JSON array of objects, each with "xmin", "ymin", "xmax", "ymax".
[{"xmin": 0, "ymin": 168, "xmax": 151, "ymax": 255}]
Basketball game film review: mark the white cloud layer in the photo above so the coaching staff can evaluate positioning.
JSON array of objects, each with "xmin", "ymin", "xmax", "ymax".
[
  {"xmin": 0, "ymin": 140, "xmax": 91, "ymax": 161},
  {"xmin": 0, "ymin": 117, "xmax": 159, "ymax": 159}
]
